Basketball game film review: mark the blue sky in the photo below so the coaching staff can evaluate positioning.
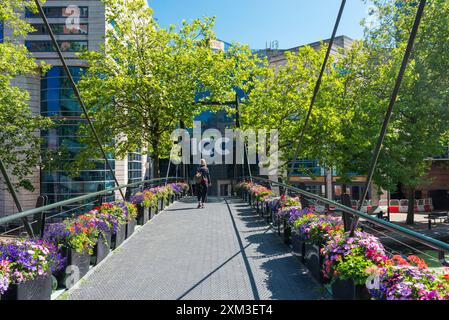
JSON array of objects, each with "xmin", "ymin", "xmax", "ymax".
[{"xmin": 147, "ymin": 0, "xmax": 370, "ymax": 49}]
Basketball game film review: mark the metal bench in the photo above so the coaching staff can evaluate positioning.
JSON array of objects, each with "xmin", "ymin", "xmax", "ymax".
[{"xmin": 425, "ymin": 211, "xmax": 448, "ymax": 230}]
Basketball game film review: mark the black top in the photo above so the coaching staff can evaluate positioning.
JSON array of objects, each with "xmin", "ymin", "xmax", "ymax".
[{"xmin": 197, "ymin": 166, "xmax": 211, "ymax": 185}]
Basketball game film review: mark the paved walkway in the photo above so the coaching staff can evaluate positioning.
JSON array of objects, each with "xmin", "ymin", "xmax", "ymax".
[{"xmin": 66, "ymin": 197, "xmax": 327, "ymax": 300}]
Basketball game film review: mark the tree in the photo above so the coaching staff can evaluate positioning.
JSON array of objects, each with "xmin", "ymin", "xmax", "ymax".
[
  {"xmin": 241, "ymin": 0, "xmax": 449, "ymax": 227},
  {"xmin": 354, "ymin": 0, "xmax": 449, "ymax": 224},
  {"xmin": 75, "ymin": 0, "xmax": 264, "ymax": 177},
  {"xmin": 240, "ymin": 44, "xmax": 350, "ymax": 178},
  {"xmin": 0, "ymin": 0, "xmax": 52, "ymax": 191}
]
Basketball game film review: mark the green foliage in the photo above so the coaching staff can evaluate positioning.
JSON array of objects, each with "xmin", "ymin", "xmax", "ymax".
[
  {"xmin": 0, "ymin": 1, "xmax": 52, "ymax": 191},
  {"xmin": 126, "ymin": 202, "xmax": 138, "ymax": 221},
  {"xmin": 355, "ymin": 0, "xmax": 449, "ymax": 224},
  {"xmin": 242, "ymin": 0, "xmax": 449, "ymax": 226},
  {"xmin": 74, "ymin": 0, "xmax": 266, "ymax": 177},
  {"xmin": 0, "ymin": 0, "xmax": 39, "ymax": 37},
  {"xmin": 333, "ymin": 249, "xmax": 376, "ymax": 285}
]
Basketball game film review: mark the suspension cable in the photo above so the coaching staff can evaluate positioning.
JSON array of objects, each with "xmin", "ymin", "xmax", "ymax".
[
  {"xmin": 33, "ymin": 0, "xmax": 125, "ymax": 201},
  {"xmin": 287, "ymin": 0, "xmax": 347, "ymax": 180},
  {"xmin": 350, "ymin": 0, "xmax": 427, "ymax": 235},
  {"xmin": 237, "ymin": 96, "xmax": 253, "ymax": 183}
]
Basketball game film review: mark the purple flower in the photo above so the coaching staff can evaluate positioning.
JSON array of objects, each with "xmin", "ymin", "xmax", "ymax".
[
  {"xmin": 43, "ymin": 223, "xmax": 70, "ymax": 245},
  {"xmin": 0, "ymin": 275, "xmax": 8, "ymax": 295},
  {"xmin": 130, "ymin": 192, "xmax": 145, "ymax": 205},
  {"xmin": 0, "ymin": 239, "xmax": 65, "ymax": 284}
]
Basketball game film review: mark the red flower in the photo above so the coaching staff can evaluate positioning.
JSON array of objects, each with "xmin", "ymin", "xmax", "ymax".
[
  {"xmin": 407, "ymin": 255, "xmax": 428, "ymax": 269},
  {"xmin": 392, "ymin": 255, "xmax": 409, "ymax": 266}
]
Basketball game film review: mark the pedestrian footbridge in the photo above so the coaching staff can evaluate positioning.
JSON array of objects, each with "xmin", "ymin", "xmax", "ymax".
[{"xmin": 65, "ymin": 197, "xmax": 326, "ymax": 300}]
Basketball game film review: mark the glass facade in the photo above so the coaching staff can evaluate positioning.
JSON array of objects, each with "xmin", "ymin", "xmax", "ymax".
[
  {"xmin": 41, "ymin": 66, "xmax": 115, "ymax": 206},
  {"xmin": 128, "ymin": 152, "xmax": 143, "ymax": 184},
  {"xmin": 26, "ymin": 6, "xmax": 88, "ymax": 18},
  {"xmin": 26, "ymin": 40, "xmax": 88, "ymax": 52},
  {"xmin": 291, "ymin": 159, "xmax": 323, "ymax": 177},
  {"xmin": 41, "ymin": 66, "xmax": 84, "ymax": 117},
  {"xmin": 31, "ymin": 23, "xmax": 88, "ymax": 35}
]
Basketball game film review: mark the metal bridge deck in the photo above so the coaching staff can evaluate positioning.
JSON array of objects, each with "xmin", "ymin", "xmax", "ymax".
[{"xmin": 66, "ymin": 197, "xmax": 327, "ymax": 300}]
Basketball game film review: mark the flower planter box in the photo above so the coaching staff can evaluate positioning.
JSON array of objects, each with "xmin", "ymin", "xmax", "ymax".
[
  {"xmin": 92, "ymin": 232, "xmax": 111, "ymax": 266},
  {"xmin": 266, "ymin": 205, "xmax": 272, "ymax": 223},
  {"xmin": 149, "ymin": 207, "xmax": 156, "ymax": 220},
  {"xmin": 1, "ymin": 275, "xmax": 52, "ymax": 300},
  {"xmin": 304, "ymin": 242, "xmax": 324, "ymax": 283},
  {"xmin": 271, "ymin": 210, "xmax": 279, "ymax": 229},
  {"xmin": 111, "ymin": 224, "xmax": 126, "ymax": 250},
  {"xmin": 136, "ymin": 206, "xmax": 150, "ymax": 225},
  {"xmin": 331, "ymin": 278, "xmax": 371, "ymax": 300},
  {"xmin": 126, "ymin": 219, "xmax": 136, "ymax": 238},
  {"xmin": 55, "ymin": 247, "xmax": 90, "ymax": 289},
  {"xmin": 282, "ymin": 218, "xmax": 292, "ymax": 245},
  {"xmin": 159, "ymin": 198, "xmax": 164, "ymax": 211},
  {"xmin": 277, "ymin": 215, "xmax": 282, "ymax": 236},
  {"xmin": 291, "ymin": 235, "xmax": 305, "ymax": 263}
]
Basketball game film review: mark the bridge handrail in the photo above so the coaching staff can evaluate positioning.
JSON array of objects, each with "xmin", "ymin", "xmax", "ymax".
[
  {"xmin": 0, "ymin": 177, "xmax": 180, "ymax": 225},
  {"xmin": 238, "ymin": 176, "xmax": 449, "ymax": 254}
]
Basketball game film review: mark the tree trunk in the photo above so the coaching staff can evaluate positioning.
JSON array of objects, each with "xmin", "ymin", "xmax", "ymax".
[
  {"xmin": 153, "ymin": 156, "xmax": 160, "ymax": 179},
  {"xmin": 406, "ymin": 186, "xmax": 415, "ymax": 225},
  {"xmin": 341, "ymin": 184, "xmax": 353, "ymax": 232}
]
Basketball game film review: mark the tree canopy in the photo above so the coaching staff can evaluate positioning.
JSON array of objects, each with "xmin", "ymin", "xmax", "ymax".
[
  {"xmin": 240, "ymin": 0, "xmax": 449, "ymax": 224},
  {"xmin": 75, "ymin": 0, "xmax": 266, "ymax": 177}
]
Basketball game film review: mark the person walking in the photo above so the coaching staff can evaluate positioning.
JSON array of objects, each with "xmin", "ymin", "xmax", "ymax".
[{"xmin": 194, "ymin": 159, "xmax": 211, "ymax": 208}]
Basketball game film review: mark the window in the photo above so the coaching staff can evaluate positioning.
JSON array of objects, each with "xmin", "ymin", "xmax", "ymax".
[
  {"xmin": 291, "ymin": 159, "xmax": 323, "ymax": 177},
  {"xmin": 26, "ymin": 6, "xmax": 88, "ymax": 18},
  {"xmin": 128, "ymin": 152, "xmax": 143, "ymax": 184},
  {"xmin": 41, "ymin": 67, "xmax": 85, "ymax": 116},
  {"xmin": 26, "ymin": 40, "xmax": 88, "ymax": 52},
  {"xmin": 0, "ymin": 21, "xmax": 3, "ymax": 43},
  {"xmin": 31, "ymin": 23, "xmax": 88, "ymax": 35}
]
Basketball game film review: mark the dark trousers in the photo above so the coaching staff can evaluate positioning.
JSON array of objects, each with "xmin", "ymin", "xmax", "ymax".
[{"xmin": 197, "ymin": 183, "xmax": 208, "ymax": 202}]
